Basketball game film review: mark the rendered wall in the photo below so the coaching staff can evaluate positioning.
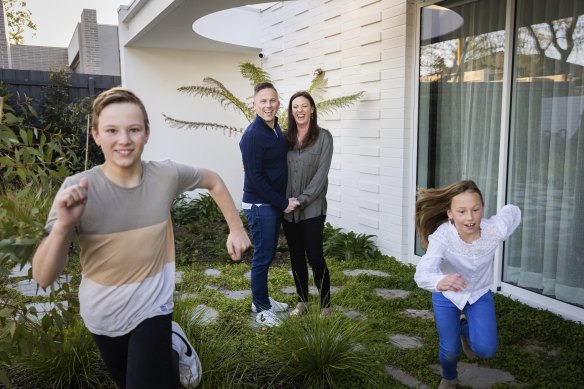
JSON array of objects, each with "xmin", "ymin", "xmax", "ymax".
[
  {"xmin": 120, "ymin": 46, "xmax": 256, "ymax": 203},
  {"xmin": 257, "ymin": 0, "xmax": 416, "ymax": 261}
]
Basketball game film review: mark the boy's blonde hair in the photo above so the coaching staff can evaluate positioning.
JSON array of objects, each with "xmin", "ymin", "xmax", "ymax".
[{"xmin": 92, "ymin": 87, "xmax": 150, "ymax": 130}]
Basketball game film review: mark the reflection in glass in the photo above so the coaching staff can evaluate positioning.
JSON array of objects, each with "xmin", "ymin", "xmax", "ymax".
[
  {"xmin": 416, "ymin": 0, "xmax": 506, "ymax": 254},
  {"xmin": 505, "ymin": 1, "xmax": 584, "ymax": 307}
]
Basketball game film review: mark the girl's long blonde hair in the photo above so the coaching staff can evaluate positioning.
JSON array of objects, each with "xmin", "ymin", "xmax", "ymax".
[{"xmin": 415, "ymin": 180, "xmax": 484, "ymax": 250}]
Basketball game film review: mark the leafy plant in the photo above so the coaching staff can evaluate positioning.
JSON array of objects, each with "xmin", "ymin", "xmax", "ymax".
[
  {"xmin": 3, "ymin": 0, "xmax": 37, "ymax": 45},
  {"xmin": 38, "ymin": 68, "xmax": 101, "ymax": 172},
  {"xmin": 163, "ymin": 61, "xmax": 364, "ymax": 134},
  {"xmin": 323, "ymin": 222, "xmax": 343, "ymax": 243},
  {"xmin": 7, "ymin": 317, "xmax": 115, "ymax": 389},
  {"xmin": 0, "ymin": 96, "xmax": 79, "ymax": 387},
  {"xmin": 323, "ymin": 229, "xmax": 380, "ymax": 261},
  {"xmin": 270, "ymin": 308, "xmax": 381, "ymax": 388},
  {"xmin": 192, "ymin": 193, "xmax": 223, "ymax": 223}
]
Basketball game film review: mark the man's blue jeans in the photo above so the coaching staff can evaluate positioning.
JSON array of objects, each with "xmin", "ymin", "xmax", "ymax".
[
  {"xmin": 432, "ymin": 291, "xmax": 498, "ymax": 380},
  {"xmin": 243, "ymin": 204, "xmax": 281, "ymax": 312}
]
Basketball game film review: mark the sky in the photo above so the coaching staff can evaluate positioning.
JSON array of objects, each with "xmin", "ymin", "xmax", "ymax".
[{"xmin": 20, "ymin": 0, "xmax": 133, "ymax": 47}]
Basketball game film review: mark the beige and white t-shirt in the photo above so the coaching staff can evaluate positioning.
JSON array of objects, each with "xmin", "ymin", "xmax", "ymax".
[{"xmin": 45, "ymin": 160, "xmax": 203, "ymax": 336}]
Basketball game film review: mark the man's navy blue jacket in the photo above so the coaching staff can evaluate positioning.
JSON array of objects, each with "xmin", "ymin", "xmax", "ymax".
[{"xmin": 239, "ymin": 115, "xmax": 289, "ymax": 211}]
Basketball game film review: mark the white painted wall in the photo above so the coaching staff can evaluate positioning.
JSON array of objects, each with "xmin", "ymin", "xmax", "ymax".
[
  {"xmin": 119, "ymin": 45, "xmax": 256, "ymax": 202},
  {"xmin": 257, "ymin": 0, "xmax": 416, "ymax": 261},
  {"xmin": 117, "ymin": 0, "xmax": 418, "ymax": 262}
]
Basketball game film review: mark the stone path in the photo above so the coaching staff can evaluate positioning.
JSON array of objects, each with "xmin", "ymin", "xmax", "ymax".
[
  {"xmin": 9, "ymin": 266, "xmax": 518, "ymax": 388},
  {"xmin": 192, "ymin": 267, "xmax": 518, "ymax": 388}
]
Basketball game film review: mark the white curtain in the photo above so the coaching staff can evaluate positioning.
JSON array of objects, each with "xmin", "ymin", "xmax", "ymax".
[
  {"xmin": 417, "ymin": 0, "xmax": 506, "ymax": 230},
  {"xmin": 504, "ymin": 0, "xmax": 584, "ymax": 307}
]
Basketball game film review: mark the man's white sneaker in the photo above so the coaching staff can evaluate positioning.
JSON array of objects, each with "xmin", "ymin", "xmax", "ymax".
[
  {"xmin": 251, "ymin": 297, "xmax": 289, "ymax": 313},
  {"xmin": 255, "ymin": 310, "xmax": 283, "ymax": 327},
  {"xmin": 171, "ymin": 321, "xmax": 202, "ymax": 388}
]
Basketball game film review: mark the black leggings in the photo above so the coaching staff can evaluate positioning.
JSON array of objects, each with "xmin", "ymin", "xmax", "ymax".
[
  {"xmin": 282, "ymin": 215, "xmax": 331, "ymax": 307},
  {"xmin": 92, "ymin": 314, "xmax": 179, "ymax": 389}
]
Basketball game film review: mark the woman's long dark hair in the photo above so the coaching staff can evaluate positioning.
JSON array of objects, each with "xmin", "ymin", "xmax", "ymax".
[
  {"xmin": 286, "ymin": 91, "xmax": 320, "ymax": 150},
  {"xmin": 415, "ymin": 180, "xmax": 484, "ymax": 249}
]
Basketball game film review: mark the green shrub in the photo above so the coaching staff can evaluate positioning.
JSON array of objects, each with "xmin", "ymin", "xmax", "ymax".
[
  {"xmin": 0, "ymin": 96, "xmax": 79, "ymax": 387},
  {"xmin": 192, "ymin": 193, "xmax": 223, "ymax": 223},
  {"xmin": 323, "ymin": 228, "xmax": 380, "ymax": 261},
  {"xmin": 8, "ymin": 317, "xmax": 115, "ymax": 389},
  {"xmin": 269, "ymin": 308, "xmax": 382, "ymax": 388}
]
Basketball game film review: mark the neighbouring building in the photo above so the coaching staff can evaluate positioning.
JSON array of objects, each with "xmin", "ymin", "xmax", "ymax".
[
  {"xmin": 116, "ymin": 0, "xmax": 583, "ymax": 323},
  {"xmin": 0, "ymin": 5, "xmax": 120, "ymax": 76}
]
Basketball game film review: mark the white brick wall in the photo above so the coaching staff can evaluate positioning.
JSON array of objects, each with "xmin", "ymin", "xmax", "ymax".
[{"xmin": 259, "ymin": 0, "xmax": 416, "ymax": 261}]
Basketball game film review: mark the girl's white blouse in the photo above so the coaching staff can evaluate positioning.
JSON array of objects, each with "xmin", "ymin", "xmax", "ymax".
[{"xmin": 414, "ymin": 205, "xmax": 521, "ymax": 310}]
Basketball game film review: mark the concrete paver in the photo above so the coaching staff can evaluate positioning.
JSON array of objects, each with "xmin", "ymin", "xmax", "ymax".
[
  {"xmin": 431, "ymin": 363, "xmax": 516, "ymax": 388},
  {"xmin": 375, "ymin": 288, "xmax": 411, "ymax": 299}
]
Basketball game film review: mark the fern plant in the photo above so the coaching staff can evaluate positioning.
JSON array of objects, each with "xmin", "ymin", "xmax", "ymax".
[{"xmin": 163, "ymin": 62, "xmax": 363, "ymax": 134}]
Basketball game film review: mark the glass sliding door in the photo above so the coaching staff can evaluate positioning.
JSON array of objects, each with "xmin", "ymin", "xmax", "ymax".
[
  {"xmin": 416, "ymin": 0, "xmax": 507, "ymax": 255},
  {"xmin": 504, "ymin": 0, "xmax": 584, "ymax": 308}
]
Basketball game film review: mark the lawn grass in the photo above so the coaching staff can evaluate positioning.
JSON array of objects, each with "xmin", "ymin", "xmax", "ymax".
[{"xmin": 175, "ymin": 255, "xmax": 584, "ymax": 388}]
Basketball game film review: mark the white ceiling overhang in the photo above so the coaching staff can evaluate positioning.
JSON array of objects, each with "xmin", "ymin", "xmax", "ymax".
[{"xmin": 118, "ymin": 0, "xmax": 277, "ymax": 53}]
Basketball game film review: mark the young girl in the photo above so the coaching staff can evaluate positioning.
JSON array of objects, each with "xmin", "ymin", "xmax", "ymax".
[{"xmin": 414, "ymin": 180, "xmax": 521, "ymax": 389}]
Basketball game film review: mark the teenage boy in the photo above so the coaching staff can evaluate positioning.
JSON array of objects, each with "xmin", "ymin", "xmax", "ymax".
[
  {"xmin": 239, "ymin": 82, "xmax": 299, "ymax": 327},
  {"xmin": 32, "ymin": 87, "xmax": 250, "ymax": 389}
]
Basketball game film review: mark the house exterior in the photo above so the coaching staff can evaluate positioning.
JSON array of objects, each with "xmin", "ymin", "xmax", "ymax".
[
  {"xmin": 117, "ymin": 0, "xmax": 584, "ymax": 323},
  {"xmin": 0, "ymin": 7, "xmax": 120, "ymax": 76}
]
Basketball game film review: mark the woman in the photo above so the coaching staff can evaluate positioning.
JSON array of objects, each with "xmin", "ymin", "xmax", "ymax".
[
  {"xmin": 283, "ymin": 91, "xmax": 333, "ymax": 315},
  {"xmin": 414, "ymin": 180, "xmax": 521, "ymax": 389}
]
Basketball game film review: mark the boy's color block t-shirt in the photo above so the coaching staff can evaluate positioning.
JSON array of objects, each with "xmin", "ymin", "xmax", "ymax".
[{"xmin": 45, "ymin": 160, "xmax": 203, "ymax": 336}]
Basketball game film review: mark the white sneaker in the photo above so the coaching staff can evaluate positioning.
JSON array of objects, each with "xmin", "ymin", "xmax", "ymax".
[
  {"xmin": 171, "ymin": 321, "xmax": 202, "ymax": 388},
  {"xmin": 251, "ymin": 297, "xmax": 289, "ymax": 313},
  {"xmin": 255, "ymin": 309, "xmax": 283, "ymax": 327}
]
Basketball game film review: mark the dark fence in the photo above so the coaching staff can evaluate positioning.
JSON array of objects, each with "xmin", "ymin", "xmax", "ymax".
[{"xmin": 0, "ymin": 68, "xmax": 121, "ymax": 109}]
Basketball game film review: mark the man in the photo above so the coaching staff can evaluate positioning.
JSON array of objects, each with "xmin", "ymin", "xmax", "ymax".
[{"xmin": 239, "ymin": 82, "xmax": 298, "ymax": 327}]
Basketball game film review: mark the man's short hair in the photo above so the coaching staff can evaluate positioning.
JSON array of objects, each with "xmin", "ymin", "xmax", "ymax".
[
  {"xmin": 92, "ymin": 87, "xmax": 150, "ymax": 130},
  {"xmin": 254, "ymin": 82, "xmax": 277, "ymax": 96}
]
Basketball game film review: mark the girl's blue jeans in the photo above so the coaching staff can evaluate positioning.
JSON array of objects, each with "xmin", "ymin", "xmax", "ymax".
[{"xmin": 432, "ymin": 291, "xmax": 498, "ymax": 380}]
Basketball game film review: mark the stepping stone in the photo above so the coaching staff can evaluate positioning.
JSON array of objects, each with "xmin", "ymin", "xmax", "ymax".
[
  {"xmin": 10, "ymin": 263, "xmax": 31, "ymax": 278},
  {"xmin": 205, "ymin": 286, "xmax": 251, "ymax": 300},
  {"xmin": 385, "ymin": 365, "xmax": 429, "ymax": 389},
  {"xmin": 335, "ymin": 305, "xmax": 367, "ymax": 320},
  {"xmin": 402, "ymin": 309, "xmax": 434, "ymax": 320},
  {"xmin": 375, "ymin": 288, "xmax": 410, "ymax": 299},
  {"xmin": 10, "ymin": 275, "xmax": 70, "ymax": 297},
  {"xmin": 523, "ymin": 340, "xmax": 559, "ymax": 357},
  {"xmin": 343, "ymin": 269, "xmax": 390, "ymax": 277},
  {"xmin": 389, "ymin": 334, "xmax": 423, "ymax": 349},
  {"xmin": 280, "ymin": 285, "xmax": 341, "ymax": 295},
  {"xmin": 175, "ymin": 271, "xmax": 184, "ymax": 284},
  {"xmin": 430, "ymin": 362, "xmax": 516, "ymax": 388},
  {"xmin": 288, "ymin": 270, "xmax": 313, "ymax": 278},
  {"xmin": 223, "ymin": 290, "xmax": 252, "ymax": 300},
  {"xmin": 204, "ymin": 269, "xmax": 222, "ymax": 277},
  {"xmin": 352, "ymin": 343, "xmax": 366, "ymax": 352},
  {"xmin": 190, "ymin": 304, "xmax": 219, "ymax": 325},
  {"xmin": 175, "ymin": 292, "xmax": 198, "ymax": 302}
]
